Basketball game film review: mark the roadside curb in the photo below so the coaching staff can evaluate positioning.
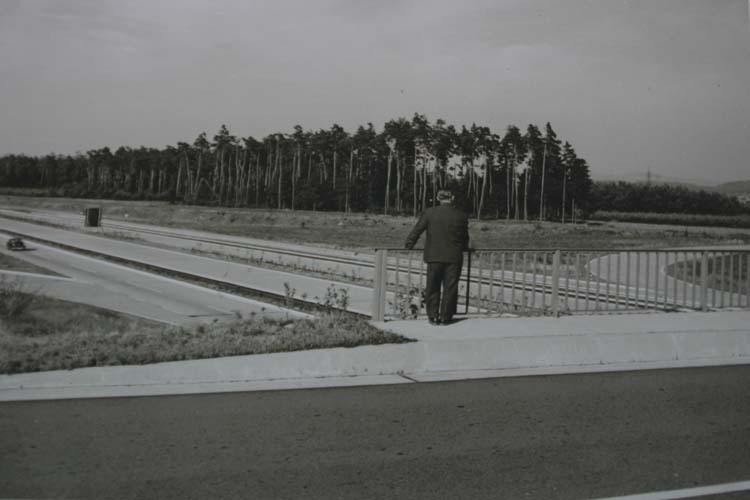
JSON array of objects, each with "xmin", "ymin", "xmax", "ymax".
[{"xmin": 2, "ymin": 311, "xmax": 749, "ymax": 402}]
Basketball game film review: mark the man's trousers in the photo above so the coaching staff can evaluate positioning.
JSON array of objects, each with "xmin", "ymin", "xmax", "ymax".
[{"xmin": 425, "ymin": 260, "xmax": 463, "ymax": 322}]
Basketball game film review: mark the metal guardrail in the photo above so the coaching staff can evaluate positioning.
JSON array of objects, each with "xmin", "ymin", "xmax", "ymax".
[{"xmin": 371, "ymin": 248, "xmax": 750, "ymax": 321}]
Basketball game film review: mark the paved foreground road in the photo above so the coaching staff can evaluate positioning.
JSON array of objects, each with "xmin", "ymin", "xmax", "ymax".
[{"xmin": 1, "ymin": 366, "xmax": 749, "ymax": 500}]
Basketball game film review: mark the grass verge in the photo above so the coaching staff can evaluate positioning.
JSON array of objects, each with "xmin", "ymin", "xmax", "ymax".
[
  {"xmin": 0, "ymin": 251, "xmax": 63, "ymax": 277},
  {"xmin": 0, "ymin": 287, "xmax": 411, "ymax": 375},
  {"xmin": 3, "ymin": 194, "xmax": 750, "ymax": 251}
]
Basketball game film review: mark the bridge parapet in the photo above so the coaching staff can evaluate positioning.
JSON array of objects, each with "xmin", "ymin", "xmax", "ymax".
[{"xmin": 371, "ymin": 248, "xmax": 750, "ymax": 321}]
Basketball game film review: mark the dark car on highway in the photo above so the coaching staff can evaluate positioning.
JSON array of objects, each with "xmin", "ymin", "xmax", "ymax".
[{"xmin": 6, "ymin": 237, "xmax": 26, "ymax": 251}]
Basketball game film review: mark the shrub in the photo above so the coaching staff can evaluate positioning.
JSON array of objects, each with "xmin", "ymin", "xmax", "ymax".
[
  {"xmin": 0, "ymin": 277, "xmax": 37, "ymax": 320},
  {"xmin": 320, "ymin": 284, "xmax": 349, "ymax": 311}
]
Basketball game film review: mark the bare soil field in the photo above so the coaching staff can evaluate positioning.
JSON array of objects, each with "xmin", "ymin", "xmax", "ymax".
[{"xmin": 3, "ymin": 195, "xmax": 750, "ymax": 250}]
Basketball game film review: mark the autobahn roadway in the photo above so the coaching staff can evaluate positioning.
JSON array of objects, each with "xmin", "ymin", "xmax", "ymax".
[
  {"xmin": 1, "ymin": 365, "xmax": 749, "ymax": 500},
  {"xmin": 0, "ymin": 233, "xmax": 302, "ymax": 325},
  {"xmin": 1, "ymin": 207, "xmax": 724, "ymax": 317}
]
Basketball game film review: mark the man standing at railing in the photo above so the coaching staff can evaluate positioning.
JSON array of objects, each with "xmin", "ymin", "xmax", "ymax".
[{"xmin": 405, "ymin": 189, "xmax": 470, "ymax": 325}]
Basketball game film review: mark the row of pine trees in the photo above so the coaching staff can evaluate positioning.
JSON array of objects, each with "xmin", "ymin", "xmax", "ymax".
[{"xmin": 0, "ymin": 114, "xmax": 593, "ymax": 220}]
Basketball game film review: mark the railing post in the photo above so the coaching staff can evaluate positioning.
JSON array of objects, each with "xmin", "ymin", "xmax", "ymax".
[
  {"xmin": 372, "ymin": 249, "xmax": 388, "ymax": 322},
  {"xmin": 551, "ymin": 250, "xmax": 561, "ymax": 317},
  {"xmin": 701, "ymin": 251, "xmax": 709, "ymax": 312}
]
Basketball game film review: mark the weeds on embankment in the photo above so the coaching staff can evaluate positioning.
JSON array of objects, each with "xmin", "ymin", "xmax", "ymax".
[
  {"xmin": 0, "ymin": 277, "xmax": 37, "ymax": 320},
  {"xmin": 0, "ymin": 252, "xmax": 63, "ymax": 276},
  {"xmin": 0, "ymin": 281, "xmax": 408, "ymax": 375}
]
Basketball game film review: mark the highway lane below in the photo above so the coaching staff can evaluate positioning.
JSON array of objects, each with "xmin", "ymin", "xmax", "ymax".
[
  {"xmin": 1, "ymin": 365, "xmax": 748, "ymax": 500},
  {"xmin": 0, "ymin": 215, "xmax": 377, "ymax": 315},
  {"xmin": 0, "ymin": 234, "xmax": 302, "ymax": 325}
]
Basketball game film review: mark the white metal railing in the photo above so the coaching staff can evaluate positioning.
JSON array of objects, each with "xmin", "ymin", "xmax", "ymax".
[{"xmin": 371, "ymin": 248, "xmax": 750, "ymax": 321}]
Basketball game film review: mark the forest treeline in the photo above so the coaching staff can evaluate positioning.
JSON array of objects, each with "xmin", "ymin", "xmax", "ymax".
[
  {"xmin": 591, "ymin": 182, "xmax": 749, "ymax": 216},
  {"xmin": 0, "ymin": 114, "xmax": 744, "ymax": 218},
  {"xmin": 0, "ymin": 114, "xmax": 592, "ymax": 220}
]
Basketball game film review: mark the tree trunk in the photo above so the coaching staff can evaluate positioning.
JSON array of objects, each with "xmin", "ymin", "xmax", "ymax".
[
  {"xmin": 307, "ymin": 153, "xmax": 312, "ymax": 183},
  {"xmin": 265, "ymin": 147, "xmax": 273, "ymax": 204},
  {"xmin": 422, "ymin": 155, "xmax": 428, "ymax": 212},
  {"xmin": 385, "ymin": 150, "xmax": 392, "ymax": 214},
  {"xmin": 572, "ymin": 198, "xmax": 576, "ymax": 224},
  {"xmin": 225, "ymin": 148, "xmax": 232, "ymax": 205},
  {"xmin": 346, "ymin": 146, "xmax": 354, "ymax": 213},
  {"xmin": 512, "ymin": 147, "xmax": 520, "ymax": 220},
  {"xmin": 431, "ymin": 161, "xmax": 437, "ymax": 208},
  {"xmin": 276, "ymin": 143, "xmax": 282, "ymax": 209},
  {"xmin": 193, "ymin": 152, "xmax": 203, "ymax": 203},
  {"xmin": 212, "ymin": 152, "xmax": 219, "ymax": 201},
  {"xmin": 221, "ymin": 149, "xmax": 228, "ymax": 205},
  {"xmin": 539, "ymin": 144, "xmax": 547, "ymax": 221},
  {"xmin": 332, "ymin": 149, "xmax": 337, "ymax": 190},
  {"xmin": 523, "ymin": 167, "xmax": 529, "ymax": 220},
  {"xmin": 219, "ymin": 150, "xmax": 232, "ymax": 206},
  {"xmin": 505, "ymin": 155, "xmax": 512, "ymax": 220},
  {"xmin": 290, "ymin": 147, "xmax": 296, "ymax": 211},
  {"xmin": 255, "ymin": 152, "xmax": 261, "ymax": 206},
  {"xmin": 244, "ymin": 152, "xmax": 253, "ymax": 206},
  {"xmin": 234, "ymin": 145, "xmax": 242, "ymax": 206},
  {"xmin": 478, "ymin": 165, "xmax": 487, "ymax": 220},
  {"xmin": 561, "ymin": 171, "xmax": 567, "ymax": 223},
  {"xmin": 367, "ymin": 156, "xmax": 373, "ymax": 208},
  {"xmin": 413, "ymin": 144, "xmax": 418, "ymax": 217},
  {"xmin": 183, "ymin": 154, "xmax": 192, "ymax": 200},
  {"xmin": 396, "ymin": 154, "xmax": 402, "ymax": 213},
  {"xmin": 475, "ymin": 166, "xmax": 481, "ymax": 217}
]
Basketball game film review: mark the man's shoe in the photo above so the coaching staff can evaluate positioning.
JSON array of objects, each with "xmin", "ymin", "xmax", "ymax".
[{"xmin": 428, "ymin": 318, "xmax": 442, "ymax": 325}]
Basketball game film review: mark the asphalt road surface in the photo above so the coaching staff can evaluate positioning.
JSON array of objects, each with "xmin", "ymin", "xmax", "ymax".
[
  {"xmin": 0, "ymin": 234, "xmax": 300, "ymax": 325},
  {"xmin": 0, "ymin": 216, "xmax": 377, "ymax": 315},
  {"xmin": 2, "ymin": 365, "xmax": 749, "ymax": 500}
]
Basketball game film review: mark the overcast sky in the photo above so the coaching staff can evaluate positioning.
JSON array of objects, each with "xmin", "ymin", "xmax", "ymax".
[{"xmin": 1, "ymin": 0, "xmax": 748, "ymax": 184}]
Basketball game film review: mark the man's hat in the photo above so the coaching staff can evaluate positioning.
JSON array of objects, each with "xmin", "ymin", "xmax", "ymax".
[{"xmin": 436, "ymin": 190, "xmax": 454, "ymax": 202}]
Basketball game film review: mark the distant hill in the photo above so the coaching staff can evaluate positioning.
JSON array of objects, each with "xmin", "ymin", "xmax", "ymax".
[
  {"xmin": 593, "ymin": 173, "xmax": 750, "ymax": 195},
  {"xmin": 713, "ymin": 181, "xmax": 750, "ymax": 195}
]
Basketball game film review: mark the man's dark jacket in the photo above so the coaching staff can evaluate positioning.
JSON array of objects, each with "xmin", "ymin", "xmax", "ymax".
[{"xmin": 405, "ymin": 204, "xmax": 470, "ymax": 263}]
